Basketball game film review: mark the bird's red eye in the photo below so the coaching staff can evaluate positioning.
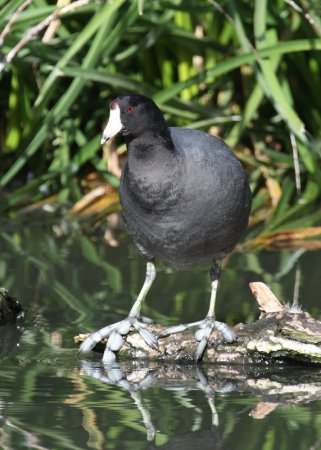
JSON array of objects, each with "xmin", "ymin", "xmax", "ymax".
[{"xmin": 127, "ymin": 106, "xmax": 134, "ymax": 113}]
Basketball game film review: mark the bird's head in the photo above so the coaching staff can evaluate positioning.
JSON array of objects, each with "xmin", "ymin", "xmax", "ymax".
[{"xmin": 101, "ymin": 94, "xmax": 166, "ymax": 144}]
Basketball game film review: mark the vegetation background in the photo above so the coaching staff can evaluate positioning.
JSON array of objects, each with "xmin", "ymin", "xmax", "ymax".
[
  {"xmin": 1, "ymin": 0, "xmax": 321, "ymax": 247},
  {"xmin": 1, "ymin": 4, "xmax": 321, "ymax": 448}
]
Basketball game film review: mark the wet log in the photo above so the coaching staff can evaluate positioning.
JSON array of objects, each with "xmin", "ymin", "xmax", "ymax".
[
  {"xmin": 0, "ymin": 288, "xmax": 24, "ymax": 359},
  {"xmin": 0, "ymin": 288, "xmax": 24, "ymax": 325},
  {"xmin": 75, "ymin": 282, "xmax": 321, "ymax": 365}
]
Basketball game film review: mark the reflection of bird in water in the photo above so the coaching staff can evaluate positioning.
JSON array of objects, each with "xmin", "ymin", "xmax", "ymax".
[
  {"xmin": 145, "ymin": 427, "xmax": 222, "ymax": 450},
  {"xmin": 80, "ymin": 361, "xmax": 223, "ymax": 447},
  {"xmin": 80, "ymin": 94, "xmax": 251, "ymax": 363}
]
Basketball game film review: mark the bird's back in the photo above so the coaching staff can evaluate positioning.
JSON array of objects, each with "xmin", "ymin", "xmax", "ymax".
[{"xmin": 121, "ymin": 127, "xmax": 251, "ymax": 269}]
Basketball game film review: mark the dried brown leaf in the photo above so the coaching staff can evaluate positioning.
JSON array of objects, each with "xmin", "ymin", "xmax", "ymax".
[
  {"xmin": 248, "ymin": 227, "xmax": 321, "ymax": 250},
  {"xmin": 69, "ymin": 186, "xmax": 119, "ymax": 217}
]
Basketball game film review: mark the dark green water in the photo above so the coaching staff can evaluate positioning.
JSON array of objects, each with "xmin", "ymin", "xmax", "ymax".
[{"xmin": 1, "ymin": 216, "xmax": 321, "ymax": 450}]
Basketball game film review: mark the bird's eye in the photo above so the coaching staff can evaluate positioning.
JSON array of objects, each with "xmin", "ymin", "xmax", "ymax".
[{"xmin": 127, "ymin": 106, "xmax": 134, "ymax": 113}]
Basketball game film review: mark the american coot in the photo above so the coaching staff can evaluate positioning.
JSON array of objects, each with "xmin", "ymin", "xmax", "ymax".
[{"xmin": 79, "ymin": 94, "xmax": 252, "ymax": 363}]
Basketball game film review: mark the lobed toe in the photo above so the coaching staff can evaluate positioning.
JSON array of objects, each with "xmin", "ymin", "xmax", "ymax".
[
  {"xmin": 137, "ymin": 326, "xmax": 159, "ymax": 350},
  {"xmin": 195, "ymin": 338, "xmax": 208, "ymax": 361},
  {"xmin": 79, "ymin": 335, "xmax": 99, "ymax": 353},
  {"xmin": 107, "ymin": 331, "xmax": 124, "ymax": 352}
]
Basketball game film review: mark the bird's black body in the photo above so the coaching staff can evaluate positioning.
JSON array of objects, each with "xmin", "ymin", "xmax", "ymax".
[
  {"xmin": 80, "ymin": 93, "xmax": 252, "ymax": 363},
  {"xmin": 120, "ymin": 124, "xmax": 251, "ymax": 269}
]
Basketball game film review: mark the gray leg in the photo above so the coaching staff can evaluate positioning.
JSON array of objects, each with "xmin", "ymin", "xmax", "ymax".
[
  {"xmin": 79, "ymin": 261, "xmax": 158, "ymax": 364},
  {"xmin": 159, "ymin": 261, "xmax": 237, "ymax": 360}
]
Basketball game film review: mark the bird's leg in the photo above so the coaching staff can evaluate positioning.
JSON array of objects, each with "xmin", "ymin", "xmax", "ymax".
[
  {"xmin": 159, "ymin": 261, "xmax": 237, "ymax": 361},
  {"xmin": 128, "ymin": 261, "xmax": 155, "ymax": 319},
  {"xmin": 79, "ymin": 261, "xmax": 158, "ymax": 364},
  {"xmin": 194, "ymin": 261, "xmax": 237, "ymax": 360}
]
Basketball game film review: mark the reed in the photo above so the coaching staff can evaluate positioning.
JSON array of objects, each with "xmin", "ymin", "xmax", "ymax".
[{"xmin": 1, "ymin": 0, "xmax": 321, "ymax": 242}]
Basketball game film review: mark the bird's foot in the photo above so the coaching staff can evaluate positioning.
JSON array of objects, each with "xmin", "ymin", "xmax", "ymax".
[
  {"xmin": 79, "ymin": 315, "xmax": 158, "ymax": 364},
  {"xmin": 194, "ymin": 317, "xmax": 237, "ymax": 360},
  {"xmin": 159, "ymin": 316, "xmax": 237, "ymax": 361}
]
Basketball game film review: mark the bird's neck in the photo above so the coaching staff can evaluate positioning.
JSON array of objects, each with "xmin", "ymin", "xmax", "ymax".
[
  {"xmin": 124, "ymin": 131, "xmax": 183, "ymax": 210},
  {"xmin": 126, "ymin": 127, "xmax": 172, "ymax": 153}
]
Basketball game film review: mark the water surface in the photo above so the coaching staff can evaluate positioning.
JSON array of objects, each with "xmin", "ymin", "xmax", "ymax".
[{"xmin": 1, "ymin": 216, "xmax": 321, "ymax": 449}]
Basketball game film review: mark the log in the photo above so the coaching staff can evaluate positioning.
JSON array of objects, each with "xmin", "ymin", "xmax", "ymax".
[
  {"xmin": 0, "ymin": 288, "xmax": 24, "ymax": 325},
  {"xmin": 74, "ymin": 282, "xmax": 321, "ymax": 365},
  {"xmin": 0, "ymin": 288, "xmax": 24, "ymax": 360}
]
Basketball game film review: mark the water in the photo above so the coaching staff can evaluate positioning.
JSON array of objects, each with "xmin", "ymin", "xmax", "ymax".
[{"xmin": 1, "ymin": 215, "xmax": 321, "ymax": 450}]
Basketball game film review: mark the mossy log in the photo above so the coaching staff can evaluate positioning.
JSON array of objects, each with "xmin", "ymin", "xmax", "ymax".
[
  {"xmin": 0, "ymin": 288, "xmax": 24, "ymax": 325},
  {"xmin": 75, "ymin": 282, "xmax": 321, "ymax": 365},
  {"xmin": 0, "ymin": 288, "xmax": 24, "ymax": 359}
]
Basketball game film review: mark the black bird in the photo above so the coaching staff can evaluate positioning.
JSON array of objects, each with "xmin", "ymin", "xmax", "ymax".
[{"xmin": 79, "ymin": 94, "xmax": 252, "ymax": 363}]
